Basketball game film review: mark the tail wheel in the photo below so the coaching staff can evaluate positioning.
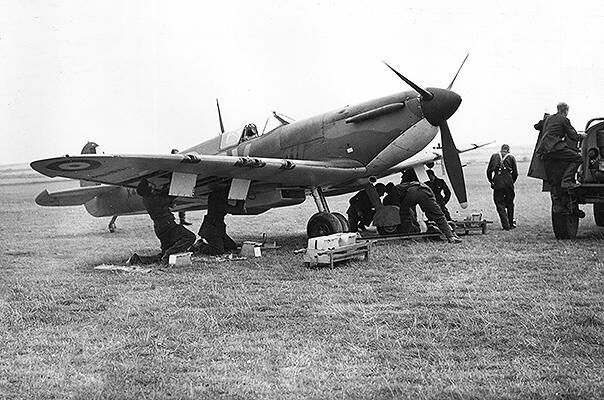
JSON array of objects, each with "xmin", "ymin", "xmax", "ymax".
[
  {"xmin": 552, "ymin": 212, "xmax": 579, "ymax": 239},
  {"xmin": 307, "ymin": 212, "xmax": 343, "ymax": 238},
  {"xmin": 332, "ymin": 212, "xmax": 350, "ymax": 232},
  {"xmin": 594, "ymin": 204, "xmax": 604, "ymax": 227}
]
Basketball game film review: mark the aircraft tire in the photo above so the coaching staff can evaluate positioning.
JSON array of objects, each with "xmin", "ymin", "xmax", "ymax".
[
  {"xmin": 551, "ymin": 211, "xmax": 579, "ymax": 239},
  {"xmin": 307, "ymin": 212, "xmax": 343, "ymax": 238},
  {"xmin": 594, "ymin": 204, "xmax": 604, "ymax": 227},
  {"xmin": 332, "ymin": 212, "xmax": 350, "ymax": 232},
  {"xmin": 108, "ymin": 222, "xmax": 116, "ymax": 233}
]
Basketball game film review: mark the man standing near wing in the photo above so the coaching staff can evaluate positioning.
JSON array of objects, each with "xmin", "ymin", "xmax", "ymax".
[
  {"xmin": 425, "ymin": 169, "xmax": 452, "ymax": 221},
  {"xmin": 487, "ymin": 144, "xmax": 518, "ymax": 230}
]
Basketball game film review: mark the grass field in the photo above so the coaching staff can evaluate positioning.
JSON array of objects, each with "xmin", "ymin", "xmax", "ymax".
[{"xmin": 1, "ymin": 161, "xmax": 603, "ymax": 399}]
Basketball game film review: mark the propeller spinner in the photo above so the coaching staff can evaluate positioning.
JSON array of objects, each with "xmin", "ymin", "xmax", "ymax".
[{"xmin": 384, "ymin": 57, "xmax": 468, "ymax": 208}]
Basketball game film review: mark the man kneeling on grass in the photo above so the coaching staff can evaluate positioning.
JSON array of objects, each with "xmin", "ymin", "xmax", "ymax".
[
  {"xmin": 130, "ymin": 178, "xmax": 196, "ymax": 264},
  {"xmin": 396, "ymin": 171, "xmax": 461, "ymax": 244}
]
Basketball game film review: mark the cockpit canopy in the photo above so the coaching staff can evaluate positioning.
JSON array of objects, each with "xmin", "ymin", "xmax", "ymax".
[{"xmin": 218, "ymin": 111, "xmax": 295, "ymax": 150}]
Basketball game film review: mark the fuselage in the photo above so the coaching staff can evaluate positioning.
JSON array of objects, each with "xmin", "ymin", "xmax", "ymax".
[{"xmin": 185, "ymin": 90, "xmax": 436, "ymax": 170}]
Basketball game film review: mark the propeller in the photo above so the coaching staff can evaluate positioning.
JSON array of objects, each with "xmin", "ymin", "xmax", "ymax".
[
  {"xmin": 384, "ymin": 57, "xmax": 469, "ymax": 208},
  {"xmin": 383, "ymin": 61, "xmax": 433, "ymax": 100},
  {"xmin": 447, "ymin": 53, "xmax": 469, "ymax": 90},
  {"xmin": 440, "ymin": 120, "xmax": 467, "ymax": 208}
]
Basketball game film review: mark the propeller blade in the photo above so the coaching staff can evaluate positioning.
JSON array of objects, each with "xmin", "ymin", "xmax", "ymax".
[
  {"xmin": 446, "ymin": 53, "xmax": 469, "ymax": 90},
  {"xmin": 382, "ymin": 61, "xmax": 433, "ymax": 100},
  {"xmin": 440, "ymin": 121, "xmax": 468, "ymax": 208}
]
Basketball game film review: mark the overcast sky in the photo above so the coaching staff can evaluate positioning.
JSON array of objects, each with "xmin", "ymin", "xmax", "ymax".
[{"xmin": 1, "ymin": 0, "xmax": 603, "ymax": 165}]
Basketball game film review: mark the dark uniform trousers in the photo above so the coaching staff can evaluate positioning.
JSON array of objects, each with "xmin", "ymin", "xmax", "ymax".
[
  {"xmin": 196, "ymin": 191, "xmax": 238, "ymax": 255},
  {"xmin": 493, "ymin": 184, "xmax": 515, "ymax": 230},
  {"xmin": 425, "ymin": 179, "xmax": 451, "ymax": 221},
  {"xmin": 542, "ymin": 147, "xmax": 582, "ymax": 187},
  {"xmin": 398, "ymin": 183, "xmax": 454, "ymax": 239},
  {"xmin": 157, "ymin": 224, "xmax": 196, "ymax": 260},
  {"xmin": 143, "ymin": 195, "xmax": 196, "ymax": 261}
]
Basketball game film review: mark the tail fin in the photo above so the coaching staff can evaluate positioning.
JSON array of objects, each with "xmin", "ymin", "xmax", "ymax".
[{"xmin": 80, "ymin": 142, "xmax": 100, "ymax": 187}]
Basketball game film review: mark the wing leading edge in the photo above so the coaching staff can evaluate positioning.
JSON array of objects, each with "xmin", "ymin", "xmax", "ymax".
[{"xmin": 30, "ymin": 153, "xmax": 367, "ymax": 190}]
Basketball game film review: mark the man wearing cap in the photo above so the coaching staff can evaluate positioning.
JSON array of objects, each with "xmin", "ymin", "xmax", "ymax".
[
  {"xmin": 396, "ymin": 172, "xmax": 461, "ymax": 243},
  {"xmin": 425, "ymin": 169, "xmax": 452, "ymax": 221}
]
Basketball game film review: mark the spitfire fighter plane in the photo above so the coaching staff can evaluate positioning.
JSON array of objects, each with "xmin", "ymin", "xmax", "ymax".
[{"xmin": 31, "ymin": 58, "xmax": 474, "ymax": 238}]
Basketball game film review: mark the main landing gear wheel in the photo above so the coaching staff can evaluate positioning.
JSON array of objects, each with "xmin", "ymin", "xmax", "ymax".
[
  {"xmin": 332, "ymin": 212, "xmax": 350, "ymax": 232},
  {"xmin": 552, "ymin": 211, "xmax": 579, "ymax": 239},
  {"xmin": 307, "ymin": 212, "xmax": 344, "ymax": 238},
  {"xmin": 594, "ymin": 203, "xmax": 604, "ymax": 227}
]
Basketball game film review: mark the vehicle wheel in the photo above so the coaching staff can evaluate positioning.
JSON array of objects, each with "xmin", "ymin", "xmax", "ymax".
[
  {"xmin": 594, "ymin": 204, "xmax": 604, "ymax": 226},
  {"xmin": 481, "ymin": 223, "xmax": 487, "ymax": 234},
  {"xmin": 377, "ymin": 225, "xmax": 400, "ymax": 235},
  {"xmin": 332, "ymin": 212, "xmax": 350, "ymax": 232},
  {"xmin": 307, "ymin": 212, "xmax": 343, "ymax": 238},
  {"xmin": 551, "ymin": 211, "xmax": 579, "ymax": 239}
]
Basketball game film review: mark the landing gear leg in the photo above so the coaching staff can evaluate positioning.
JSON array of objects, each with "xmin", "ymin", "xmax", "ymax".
[
  {"xmin": 307, "ymin": 187, "xmax": 345, "ymax": 238},
  {"xmin": 108, "ymin": 216, "xmax": 118, "ymax": 233}
]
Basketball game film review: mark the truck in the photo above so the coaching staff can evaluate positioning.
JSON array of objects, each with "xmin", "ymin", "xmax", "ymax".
[{"xmin": 529, "ymin": 116, "xmax": 604, "ymax": 239}]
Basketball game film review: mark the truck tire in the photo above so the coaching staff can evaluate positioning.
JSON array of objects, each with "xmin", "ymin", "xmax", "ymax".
[
  {"xmin": 594, "ymin": 204, "xmax": 604, "ymax": 227},
  {"xmin": 552, "ymin": 211, "xmax": 579, "ymax": 239}
]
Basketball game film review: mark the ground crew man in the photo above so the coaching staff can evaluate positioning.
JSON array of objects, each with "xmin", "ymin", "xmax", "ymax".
[
  {"xmin": 135, "ymin": 179, "xmax": 196, "ymax": 263},
  {"xmin": 346, "ymin": 183, "xmax": 386, "ymax": 232},
  {"xmin": 425, "ymin": 169, "xmax": 452, "ymax": 220},
  {"xmin": 383, "ymin": 182, "xmax": 401, "ymax": 206},
  {"xmin": 396, "ymin": 181, "xmax": 461, "ymax": 243},
  {"xmin": 384, "ymin": 182, "xmax": 419, "ymax": 233},
  {"xmin": 192, "ymin": 190, "xmax": 238, "ymax": 255},
  {"xmin": 535, "ymin": 102, "xmax": 585, "ymax": 189},
  {"xmin": 487, "ymin": 144, "xmax": 518, "ymax": 230}
]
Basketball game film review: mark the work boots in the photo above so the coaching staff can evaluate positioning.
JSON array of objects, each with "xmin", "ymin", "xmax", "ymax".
[{"xmin": 447, "ymin": 233, "xmax": 462, "ymax": 244}]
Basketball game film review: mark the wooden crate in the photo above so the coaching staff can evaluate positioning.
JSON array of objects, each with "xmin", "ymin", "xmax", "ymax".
[{"xmin": 303, "ymin": 241, "xmax": 371, "ymax": 267}]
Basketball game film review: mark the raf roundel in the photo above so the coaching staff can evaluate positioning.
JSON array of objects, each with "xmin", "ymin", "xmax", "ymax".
[{"xmin": 46, "ymin": 159, "xmax": 102, "ymax": 172}]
